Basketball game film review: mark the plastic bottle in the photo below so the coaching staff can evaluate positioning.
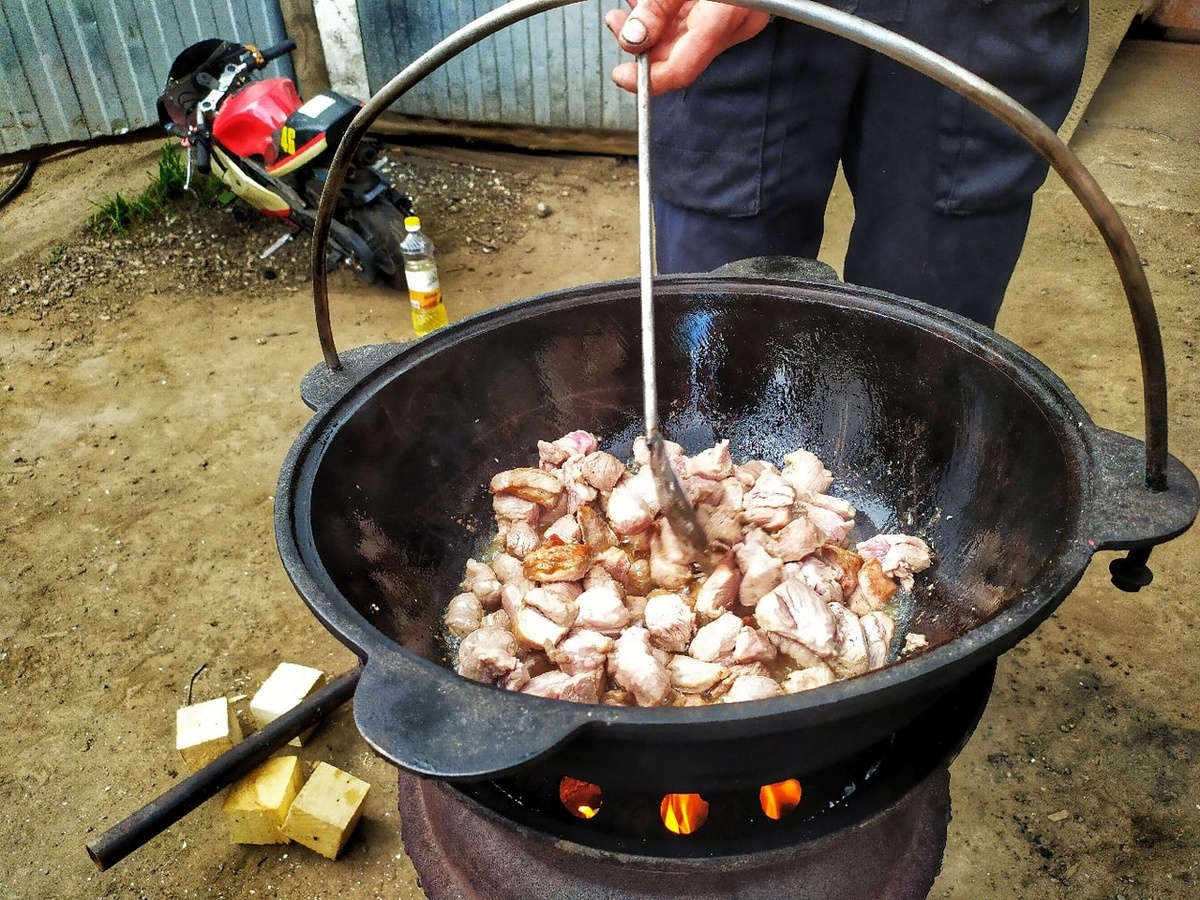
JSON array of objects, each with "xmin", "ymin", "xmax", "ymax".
[{"xmin": 399, "ymin": 215, "xmax": 448, "ymax": 336}]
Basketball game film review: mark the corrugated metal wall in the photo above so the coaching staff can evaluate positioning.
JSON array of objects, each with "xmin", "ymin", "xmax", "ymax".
[
  {"xmin": 356, "ymin": 0, "xmax": 635, "ymax": 133},
  {"xmin": 0, "ymin": 0, "xmax": 293, "ymax": 155}
]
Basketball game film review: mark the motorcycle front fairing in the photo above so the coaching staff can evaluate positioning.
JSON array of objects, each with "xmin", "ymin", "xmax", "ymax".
[{"xmin": 212, "ymin": 77, "xmax": 302, "ymax": 162}]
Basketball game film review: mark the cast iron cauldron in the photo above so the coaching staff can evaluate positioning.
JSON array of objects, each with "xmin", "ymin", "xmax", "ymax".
[
  {"xmin": 275, "ymin": 0, "xmax": 1198, "ymax": 792},
  {"xmin": 275, "ymin": 268, "xmax": 1196, "ymax": 790}
]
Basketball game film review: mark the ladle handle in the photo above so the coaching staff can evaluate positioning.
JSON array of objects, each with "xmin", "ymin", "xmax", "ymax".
[{"xmin": 309, "ymin": 0, "xmax": 1169, "ymax": 491}]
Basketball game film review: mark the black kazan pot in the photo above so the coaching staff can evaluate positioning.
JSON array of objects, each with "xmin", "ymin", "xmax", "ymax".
[{"xmin": 274, "ymin": 269, "xmax": 1197, "ymax": 793}]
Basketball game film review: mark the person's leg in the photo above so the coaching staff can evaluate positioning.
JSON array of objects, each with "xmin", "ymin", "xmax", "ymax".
[
  {"xmin": 841, "ymin": 0, "xmax": 1089, "ymax": 327},
  {"xmin": 650, "ymin": 19, "xmax": 866, "ymax": 274}
]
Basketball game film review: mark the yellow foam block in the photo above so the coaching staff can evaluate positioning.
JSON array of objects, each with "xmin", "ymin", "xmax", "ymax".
[
  {"xmin": 250, "ymin": 662, "xmax": 327, "ymax": 746},
  {"xmin": 281, "ymin": 761, "xmax": 370, "ymax": 860},
  {"xmin": 175, "ymin": 697, "xmax": 242, "ymax": 773},
  {"xmin": 221, "ymin": 755, "xmax": 305, "ymax": 845}
]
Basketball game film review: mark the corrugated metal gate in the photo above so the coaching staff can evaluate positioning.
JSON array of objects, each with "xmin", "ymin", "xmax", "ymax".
[
  {"xmin": 0, "ymin": 0, "xmax": 292, "ymax": 155},
  {"xmin": 355, "ymin": 0, "xmax": 635, "ymax": 133}
]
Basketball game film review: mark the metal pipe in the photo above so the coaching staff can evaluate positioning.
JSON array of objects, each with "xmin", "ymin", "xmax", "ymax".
[
  {"xmin": 85, "ymin": 666, "xmax": 362, "ymax": 872},
  {"xmin": 309, "ymin": 0, "xmax": 1168, "ymax": 490}
]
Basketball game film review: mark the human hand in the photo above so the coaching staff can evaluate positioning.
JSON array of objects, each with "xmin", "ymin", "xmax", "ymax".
[{"xmin": 604, "ymin": 1, "xmax": 772, "ymax": 94}]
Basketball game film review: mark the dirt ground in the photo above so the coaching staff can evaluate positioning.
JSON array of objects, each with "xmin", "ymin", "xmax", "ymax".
[{"xmin": 2, "ymin": 38, "xmax": 1198, "ymax": 900}]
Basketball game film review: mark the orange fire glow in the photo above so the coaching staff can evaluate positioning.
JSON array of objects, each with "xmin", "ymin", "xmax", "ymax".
[
  {"xmin": 660, "ymin": 793, "xmax": 709, "ymax": 835},
  {"xmin": 559, "ymin": 777, "xmax": 603, "ymax": 819},
  {"xmin": 759, "ymin": 779, "xmax": 802, "ymax": 820}
]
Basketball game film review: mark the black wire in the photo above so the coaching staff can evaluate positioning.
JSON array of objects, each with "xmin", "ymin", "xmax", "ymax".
[{"xmin": 0, "ymin": 160, "xmax": 36, "ymax": 208}]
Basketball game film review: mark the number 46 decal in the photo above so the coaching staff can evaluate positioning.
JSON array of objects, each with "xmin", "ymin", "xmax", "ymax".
[{"xmin": 279, "ymin": 125, "xmax": 297, "ymax": 156}]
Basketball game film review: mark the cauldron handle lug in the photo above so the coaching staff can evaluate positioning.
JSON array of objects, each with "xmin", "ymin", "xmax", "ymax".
[
  {"xmin": 1082, "ymin": 427, "xmax": 1199, "ymax": 557},
  {"xmin": 351, "ymin": 654, "xmax": 595, "ymax": 780},
  {"xmin": 298, "ymin": 343, "xmax": 405, "ymax": 412}
]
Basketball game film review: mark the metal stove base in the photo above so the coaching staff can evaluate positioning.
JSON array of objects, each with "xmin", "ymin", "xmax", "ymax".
[{"xmin": 397, "ymin": 765, "xmax": 951, "ymax": 900}]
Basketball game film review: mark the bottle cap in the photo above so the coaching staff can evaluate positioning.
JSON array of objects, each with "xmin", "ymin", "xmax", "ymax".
[{"xmin": 404, "ymin": 216, "xmax": 421, "ymax": 232}]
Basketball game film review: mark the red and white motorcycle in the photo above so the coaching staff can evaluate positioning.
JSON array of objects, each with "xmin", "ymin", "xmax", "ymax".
[{"xmin": 158, "ymin": 37, "xmax": 413, "ymax": 284}]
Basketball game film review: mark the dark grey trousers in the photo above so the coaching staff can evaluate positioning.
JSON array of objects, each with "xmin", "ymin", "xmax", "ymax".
[{"xmin": 649, "ymin": 0, "xmax": 1089, "ymax": 327}]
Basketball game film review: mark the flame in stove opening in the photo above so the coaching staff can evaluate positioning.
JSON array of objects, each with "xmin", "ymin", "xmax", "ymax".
[
  {"xmin": 660, "ymin": 793, "xmax": 709, "ymax": 835},
  {"xmin": 559, "ymin": 777, "xmax": 603, "ymax": 820},
  {"xmin": 759, "ymin": 779, "xmax": 802, "ymax": 820}
]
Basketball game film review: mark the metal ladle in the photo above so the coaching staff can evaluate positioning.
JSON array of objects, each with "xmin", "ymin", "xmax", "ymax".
[{"xmin": 636, "ymin": 53, "xmax": 712, "ymax": 563}]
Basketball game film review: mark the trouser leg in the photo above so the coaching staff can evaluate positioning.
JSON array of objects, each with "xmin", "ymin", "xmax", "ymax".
[
  {"xmin": 841, "ymin": 1, "xmax": 1089, "ymax": 326},
  {"xmin": 649, "ymin": 20, "xmax": 864, "ymax": 275}
]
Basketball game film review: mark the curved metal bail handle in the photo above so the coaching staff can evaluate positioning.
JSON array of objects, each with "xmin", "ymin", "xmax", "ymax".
[
  {"xmin": 309, "ymin": 0, "xmax": 578, "ymax": 372},
  {"xmin": 310, "ymin": 0, "xmax": 1169, "ymax": 491},
  {"xmin": 750, "ymin": 0, "xmax": 1168, "ymax": 491}
]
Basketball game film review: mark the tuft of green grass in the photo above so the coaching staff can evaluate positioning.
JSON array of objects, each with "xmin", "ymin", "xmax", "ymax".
[{"xmin": 86, "ymin": 142, "xmax": 229, "ymax": 236}]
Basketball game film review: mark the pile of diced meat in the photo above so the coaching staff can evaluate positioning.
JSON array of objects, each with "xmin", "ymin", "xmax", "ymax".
[{"xmin": 446, "ymin": 430, "xmax": 932, "ymax": 707}]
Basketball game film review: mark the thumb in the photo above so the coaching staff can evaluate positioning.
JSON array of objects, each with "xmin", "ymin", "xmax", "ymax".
[{"xmin": 615, "ymin": 0, "xmax": 688, "ymax": 51}]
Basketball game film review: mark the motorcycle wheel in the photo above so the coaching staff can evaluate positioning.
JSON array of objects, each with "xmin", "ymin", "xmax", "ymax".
[{"xmin": 345, "ymin": 197, "xmax": 409, "ymax": 288}]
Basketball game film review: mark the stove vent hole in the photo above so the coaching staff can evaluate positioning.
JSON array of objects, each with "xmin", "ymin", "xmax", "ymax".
[
  {"xmin": 558, "ymin": 777, "xmax": 603, "ymax": 820},
  {"xmin": 660, "ymin": 793, "xmax": 709, "ymax": 835},
  {"xmin": 759, "ymin": 779, "xmax": 803, "ymax": 820}
]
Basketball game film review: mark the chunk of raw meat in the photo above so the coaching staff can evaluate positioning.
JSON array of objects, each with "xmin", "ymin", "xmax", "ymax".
[
  {"xmin": 861, "ymin": 611, "xmax": 896, "ymax": 670},
  {"xmin": 582, "ymin": 450, "xmax": 627, "ymax": 491},
  {"xmin": 855, "ymin": 557, "xmax": 899, "ymax": 610},
  {"xmin": 667, "ymin": 655, "xmax": 730, "ymax": 693},
  {"xmin": 781, "ymin": 448, "xmax": 834, "ymax": 494},
  {"xmin": 689, "ymin": 612, "xmax": 743, "ymax": 662},
  {"xmin": 445, "ymin": 592, "xmax": 483, "ymax": 638},
  {"xmin": 543, "ymin": 513, "xmax": 582, "ymax": 545},
  {"xmin": 771, "ymin": 517, "xmax": 824, "ymax": 562},
  {"xmin": 457, "ymin": 628, "xmax": 522, "ymax": 684},
  {"xmin": 490, "ymin": 467, "xmax": 564, "ymax": 508},
  {"xmin": 686, "ymin": 440, "xmax": 734, "ymax": 480},
  {"xmin": 575, "ymin": 581, "xmax": 632, "ymax": 634},
  {"xmin": 732, "ymin": 625, "xmax": 778, "ymax": 665},
  {"xmin": 856, "ymin": 534, "xmax": 933, "ymax": 590},
  {"xmin": 723, "ymin": 673, "xmax": 783, "ymax": 703},
  {"xmin": 801, "ymin": 502, "xmax": 855, "ymax": 545},
  {"xmin": 489, "ymin": 553, "xmax": 526, "ymax": 585},
  {"xmin": 554, "ymin": 430, "xmax": 599, "ymax": 457},
  {"xmin": 792, "ymin": 556, "xmax": 845, "ymax": 606},
  {"xmin": 463, "ymin": 559, "xmax": 503, "ymax": 609},
  {"xmin": 814, "ymin": 544, "xmax": 865, "ymax": 595},
  {"xmin": 605, "ymin": 477, "xmax": 655, "ymax": 535},
  {"xmin": 735, "ymin": 533, "xmax": 783, "ymax": 607},
  {"xmin": 607, "ymin": 627, "xmax": 672, "ymax": 706},
  {"xmin": 512, "ymin": 604, "xmax": 569, "ymax": 650},
  {"xmin": 522, "ymin": 668, "xmax": 605, "ymax": 704},
  {"xmin": 549, "ymin": 629, "xmax": 615, "ymax": 676},
  {"xmin": 523, "ymin": 586, "xmax": 579, "ymax": 628},
  {"xmin": 694, "ymin": 562, "xmax": 742, "ymax": 620},
  {"xmin": 504, "ymin": 521, "xmax": 540, "ymax": 559},
  {"xmin": 644, "ymin": 593, "xmax": 696, "ymax": 653},
  {"xmin": 493, "ymin": 493, "xmax": 541, "ymax": 526},
  {"xmin": 742, "ymin": 469, "xmax": 797, "ymax": 531},
  {"xmin": 537, "ymin": 439, "xmax": 570, "ymax": 468},
  {"xmin": 592, "ymin": 546, "xmax": 631, "ymax": 584},
  {"xmin": 697, "ymin": 499, "xmax": 744, "ymax": 550},
  {"xmin": 755, "ymin": 579, "xmax": 837, "ymax": 660},
  {"xmin": 650, "ymin": 520, "xmax": 696, "ymax": 591},
  {"xmin": 781, "ymin": 664, "xmax": 836, "ymax": 693},
  {"xmin": 578, "ymin": 505, "xmax": 619, "ymax": 552},
  {"xmin": 828, "ymin": 601, "xmax": 869, "ymax": 678},
  {"xmin": 523, "ymin": 542, "xmax": 592, "ymax": 583}
]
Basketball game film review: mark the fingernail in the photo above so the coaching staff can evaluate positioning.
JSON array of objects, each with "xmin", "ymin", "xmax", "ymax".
[{"xmin": 621, "ymin": 17, "xmax": 648, "ymax": 46}]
